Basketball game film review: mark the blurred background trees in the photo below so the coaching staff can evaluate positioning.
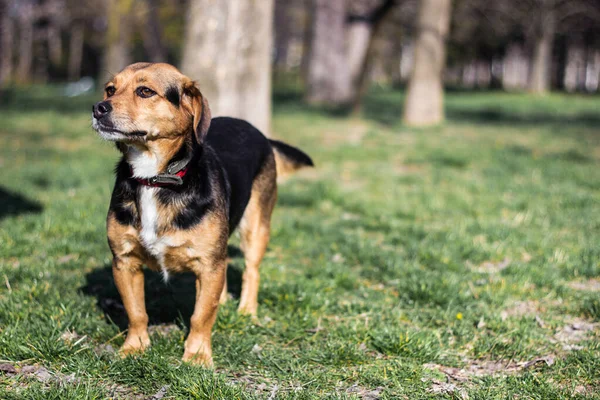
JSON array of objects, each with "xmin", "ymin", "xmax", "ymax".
[{"xmin": 1, "ymin": 0, "xmax": 599, "ymax": 126}]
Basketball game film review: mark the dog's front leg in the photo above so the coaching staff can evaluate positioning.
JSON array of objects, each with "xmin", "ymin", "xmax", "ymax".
[
  {"xmin": 183, "ymin": 260, "xmax": 226, "ymax": 367},
  {"xmin": 112, "ymin": 260, "xmax": 150, "ymax": 355}
]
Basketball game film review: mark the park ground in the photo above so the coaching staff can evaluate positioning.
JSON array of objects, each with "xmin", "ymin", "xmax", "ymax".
[{"xmin": 0, "ymin": 86, "xmax": 599, "ymax": 399}]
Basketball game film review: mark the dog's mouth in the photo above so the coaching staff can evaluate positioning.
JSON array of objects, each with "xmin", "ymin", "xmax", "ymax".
[{"xmin": 92, "ymin": 118, "xmax": 147, "ymax": 141}]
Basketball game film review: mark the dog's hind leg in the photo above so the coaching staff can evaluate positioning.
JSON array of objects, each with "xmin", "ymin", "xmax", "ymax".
[{"xmin": 238, "ymin": 156, "xmax": 277, "ymax": 316}]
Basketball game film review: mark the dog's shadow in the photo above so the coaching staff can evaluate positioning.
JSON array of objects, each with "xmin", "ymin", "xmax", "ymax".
[{"xmin": 80, "ymin": 245, "xmax": 244, "ymax": 330}]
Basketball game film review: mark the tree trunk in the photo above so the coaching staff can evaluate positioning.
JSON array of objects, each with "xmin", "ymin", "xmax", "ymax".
[
  {"xmin": 0, "ymin": 0, "xmax": 14, "ymax": 87},
  {"xmin": 402, "ymin": 0, "xmax": 452, "ymax": 126},
  {"xmin": 528, "ymin": 0, "xmax": 554, "ymax": 94},
  {"xmin": 304, "ymin": 0, "xmax": 351, "ymax": 105},
  {"xmin": 68, "ymin": 22, "xmax": 84, "ymax": 81},
  {"xmin": 15, "ymin": 1, "xmax": 34, "ymax": 84},
  {"xmin": 100, "ymin": 0, "xmax": 134, "ymax": 84},
  {"xmin": 136, "ymin": 0, "xmax": 167, "ymax": 62},
  {"xmin": 181, "ymin": 0, "xmax": 274, "ymax": 135}
]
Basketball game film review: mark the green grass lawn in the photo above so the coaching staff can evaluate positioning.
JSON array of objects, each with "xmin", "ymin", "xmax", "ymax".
[{"xmin": 0, "ymin": 86, "xmax": 599, "ymax": 399}]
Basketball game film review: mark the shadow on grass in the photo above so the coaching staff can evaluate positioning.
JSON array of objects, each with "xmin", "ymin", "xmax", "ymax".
[
  {"xmin": 272, "ymin": 88, "xmax": 352, "ymax": 119},
  {"xmin": 0, "ymin": 187, "xmax": 43, "ymax": 220},
  {"xmin": 273, "ymin": 86, "xmax": 600, "ymax": 130},
  {"xmin": 447, "ymin": 108, "xmax": 600, "ymax": 128},
  {"xmin": 80, "ymin": 245, "xmax": 244, "ymax": 330}
]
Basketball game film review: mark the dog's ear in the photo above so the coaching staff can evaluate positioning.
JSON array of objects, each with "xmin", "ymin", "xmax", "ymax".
[{"xmin": 183, "ymin": 81, "xmax": 211, "ymax": 143}]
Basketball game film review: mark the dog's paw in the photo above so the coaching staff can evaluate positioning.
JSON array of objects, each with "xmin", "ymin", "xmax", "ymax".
[
  {"xmin": 119, "ymin": 334, "xmax": 150, "ymax": 357},
  {"xmin": 183, "ymin": 338, "xmax": 213, "ymax": 367},
  {"xmin": 182, "ymin": 352, "xmax": 213, "ymax": 368},
  {"xmin": 237, "ymin": 302, "xmax": 258, "ymax": 318},
  {"xmin": 219, "ymin": 290, "xmax": 229, "ymax": 305}
]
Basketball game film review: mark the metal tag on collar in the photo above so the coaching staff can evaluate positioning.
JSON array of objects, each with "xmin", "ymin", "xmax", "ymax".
[{"xmin": 152, "ymin": 174, "xmax": 184, "ymax": 186}]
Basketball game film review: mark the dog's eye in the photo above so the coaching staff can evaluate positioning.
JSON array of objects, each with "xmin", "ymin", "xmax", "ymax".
[
  {"xmin": 136, "ymin": 87, "xmax": 156, "ymax": 98},
  {"xmin": 105, "ymin": 86, "xmax": 116, "ymax": 97}
]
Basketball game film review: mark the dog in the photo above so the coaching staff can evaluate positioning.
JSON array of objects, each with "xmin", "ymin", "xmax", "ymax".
[{"xmin": 91, "ymin": 62, "xmax": 313, "ymax": 366}]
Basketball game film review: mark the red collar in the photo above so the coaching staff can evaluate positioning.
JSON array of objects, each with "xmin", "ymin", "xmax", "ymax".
[{"xmin": 130, "ymin": 167, "xmax": 188, "ymax": 187}]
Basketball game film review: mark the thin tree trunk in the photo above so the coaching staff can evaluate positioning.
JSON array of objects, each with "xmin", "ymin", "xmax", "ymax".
[
  {"xmin": 273, "ymin": 0, "xmax": 291, "ymax": 72},
  {"xmin": 552, "ymin": 35, "xmax": 566, "ymax": 90},
  {"xmin": 400, "ymin": 40, "xmax": 413, "ymax": 82},
  {"xmin": 181, "ymin": 0, "xmax": 274, "ymax": 135},
  {"xmin": 389, "ymin": 27, "xmax": 403, "ymax": 86},
  {"xmin": 47, "ymin": 25, "xmax": 62, "ymax": 67},
  {"xmin": 16, "ymin": 1, "xmax": 34, "ymax": 84},
  {"xmin": 351, "ymin": 0, "xmax": 396, "ymax": 113},
  {"xmin": 68, "ymin": 22, "xmax": 84, "ymax": 81},
  {"xmin": 503, "ymin": 43, "xmax": 529, "ymax": 90},
  {"xmin": 136, "ymin": 0, "xmax": 167, "ymax": 62},
  {"xmin": 300, "ymin": 0, "xmax": 313, "ymax": 85},
  {"xmin": 528, "ymin": 0, "xmax": 554, "ymax": 94},
  {"xmin": 564, "ymin": 37, "xmax": 584, "ymax": 92},
  {"xmin": 33, "ymin": 39, "xmax": 49, "ymax": 83},
  {"xmin": 101, "ymin": 0, "xmax": 134, "ymax": 84},
  {"xmin": 402, "ymin": 0, "xmax": 452, "ymax": 126},
  {"xmin": 305, "ymin": 0, "xmax": 351, "ymax": 105},
  {"xmin": 0, "ymin": 0, "xmax": 14, "ymax": 87},
  {"xmin": 347, "ymin": 22, "xmax": 371, "ymax": 83}
]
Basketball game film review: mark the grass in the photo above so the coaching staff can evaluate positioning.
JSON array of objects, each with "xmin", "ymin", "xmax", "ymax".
[{"xmin": 0, "ymin": 84, "xmax": 599, "ymax": 399}]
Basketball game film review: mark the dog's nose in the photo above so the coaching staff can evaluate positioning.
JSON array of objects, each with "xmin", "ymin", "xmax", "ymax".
[{"xmin": 93, "ymin": 101, "xmax": 112, "ymax": 119}]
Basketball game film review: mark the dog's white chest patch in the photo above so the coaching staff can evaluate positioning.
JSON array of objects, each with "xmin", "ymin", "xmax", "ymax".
[
  {"xmin": 138, "ymin": 187, "xmax": 171, "ymax": 280},
  {"xmin": 128, "ymin": 148, "xmax": 172, "ymax": 280}
]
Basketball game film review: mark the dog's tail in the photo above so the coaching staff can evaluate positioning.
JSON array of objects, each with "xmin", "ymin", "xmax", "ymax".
[{"xmin": 269, "ymin": 139, "xmax": 314, "ymax": 180}]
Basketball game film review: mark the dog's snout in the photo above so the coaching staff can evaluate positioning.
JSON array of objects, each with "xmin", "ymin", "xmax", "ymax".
[{"xmin": 93, "ymin": 101, "xmax": 112, "ymax": 119}]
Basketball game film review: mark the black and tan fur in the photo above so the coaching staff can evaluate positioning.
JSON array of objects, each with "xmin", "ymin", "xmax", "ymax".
[{"xmin": 92, "ymin": 63, "xmax": 312, "ymax": 366}]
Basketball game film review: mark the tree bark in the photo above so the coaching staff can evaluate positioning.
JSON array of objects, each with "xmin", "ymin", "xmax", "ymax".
[
  {"xmin": 528, "ymin": 0, "xmax": 555, "ymax": 94},
  {"xmin": 68, "ymin": 22, "xmax": 84, "ymax": 81},
  {"xmin": 136, "ymin": 0, "xmax": 167, "ymax": 62},
  {"xmin": 0, "ymin": 0, "xmax": 14, "ymax": 87},
  {"xmin": 402, "ymin": 0, "xmax": 452, "ymax": 126},
  {"xmin": 181, "ymin": 0, "xmax": 274, "ymax": 135},
  {"xmin": 100, "ymin": 0, "xmax": 134, "ymax": 84},
  {"xmin": 304, "ymin": 0, "xmax": 352, "ymax": 105}
]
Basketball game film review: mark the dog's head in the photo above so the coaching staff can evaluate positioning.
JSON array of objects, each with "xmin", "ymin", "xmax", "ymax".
[{"xmin": 92, "ymin": 62, "xmax": 211, "ymax": 145}]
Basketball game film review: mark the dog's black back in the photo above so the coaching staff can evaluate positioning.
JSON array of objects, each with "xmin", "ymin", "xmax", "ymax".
[{"xmin": 206, "ymin": 117, "xmax": 273, "ymax": 232}]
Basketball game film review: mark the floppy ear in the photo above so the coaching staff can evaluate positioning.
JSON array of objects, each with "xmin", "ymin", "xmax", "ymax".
[{"xmin": 183, "ymin": 81, "xmax": 212, "ymax": 143}]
